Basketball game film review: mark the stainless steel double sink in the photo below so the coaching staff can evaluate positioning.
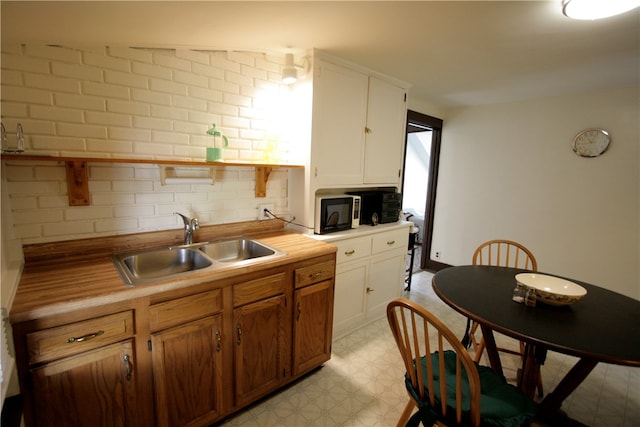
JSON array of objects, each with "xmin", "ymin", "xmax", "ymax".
[{"xmin": 112, "ymin": 238, "xmax": 286, "ymax": 286}]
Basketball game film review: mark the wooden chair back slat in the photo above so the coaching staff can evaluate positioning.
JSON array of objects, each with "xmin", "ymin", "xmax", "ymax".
[{"xmin": 387, "ymin": 298, "xmax": 482, "ymax": 427}]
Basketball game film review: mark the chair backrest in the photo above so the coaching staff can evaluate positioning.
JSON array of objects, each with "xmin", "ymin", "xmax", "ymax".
[
  {"xmin": 387, "ymin": 298, "xmax": 482, "ymax": 427},
  {"xmin": 472, "ymin": 239, "xmax": 537, "ymax": 271}
]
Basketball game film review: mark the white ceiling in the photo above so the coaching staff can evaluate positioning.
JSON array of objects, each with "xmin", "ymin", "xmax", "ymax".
[{"xmin": 1, "ymin": 1, "xmax": 639, "ymax": 108}]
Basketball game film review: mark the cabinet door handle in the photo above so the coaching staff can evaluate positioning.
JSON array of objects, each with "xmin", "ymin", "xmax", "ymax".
[
  {"xmin": 309, "ymin": 271, "xmax": 323, "ymax": 279},
  {"xmin": 344, "ymin": 250, "xmax": 355, "ymax": 256},
  {"xmin": 215, "ymin": 329, "xmax": 222, "ymax": 352},
  {"xmin": 67, "ymin": 330, "xmax": 104, "ymax": 343},
  {"xmin": 365, "ymin": 126, "xmax": 372, "ymax": 134},
  {"xmin": 386, "ymin": 240, "xmax": 396, "ymax": 246},
  {"xmin": 236, "ymin": 323, "xmax": 242, "ymax": 345},
  {"xmin": 366, "ymin": 287, "xmax": 374, "ymax": 293},
  {"xmin": 123, "ymin": 354, "xmax": 132, "ymax": 381},
  {"xmin": 297, "ymin": 302, "xmax": 302, "ymax": 321}
]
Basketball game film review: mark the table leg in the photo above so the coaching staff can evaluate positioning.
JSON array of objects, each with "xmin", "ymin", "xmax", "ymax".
[
  {"xmin": 538, "ymin": 358, "xmax": 598, "ymax": 416},
  {"xmin": 479, "ymin": 325, "xmax": 504, "ymax": 378},
  {"xmin": 519, "ymin": 343, "xmax": 546, "ymax": 398}
]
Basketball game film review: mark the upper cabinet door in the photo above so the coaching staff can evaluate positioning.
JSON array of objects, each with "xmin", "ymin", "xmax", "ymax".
[
  {"xmin": 363, "ymin": 77, "xmax": 407, "ymax": 184},
  {"xmin": 311, "ymin": 60, "xmax": 369, "ymax": 187}
]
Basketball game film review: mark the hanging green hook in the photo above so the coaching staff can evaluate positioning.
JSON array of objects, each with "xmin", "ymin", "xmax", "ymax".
[{"xmin": 206, "ymin": 124, "xmax": 229, "ymax": 148}]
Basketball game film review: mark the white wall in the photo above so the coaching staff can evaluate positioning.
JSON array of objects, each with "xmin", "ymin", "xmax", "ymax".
[
  {"xmin": 431, "ymin": 85, "xmax": 640, "ymax": 299},
  {"xmin": 1, "ymin": 45, "xmax": 295, "ymax": 244}
]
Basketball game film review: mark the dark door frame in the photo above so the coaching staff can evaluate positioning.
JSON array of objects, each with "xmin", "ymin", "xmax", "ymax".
[{"xmin": 402, "ymin": 110, "xmax": 448, "ymax": 272}]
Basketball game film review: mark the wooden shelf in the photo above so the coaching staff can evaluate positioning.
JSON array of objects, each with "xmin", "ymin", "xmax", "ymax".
[{"xmin": 1, "ymin": 154, "xmax": 304, "ymax": 205}]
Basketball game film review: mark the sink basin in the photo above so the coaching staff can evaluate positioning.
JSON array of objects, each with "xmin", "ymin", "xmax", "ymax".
[
  {"xmin": 113, "ymin": 246, "xmax": 212, "ymax": 285},
  {"xmin": 197, "ymin": 238, "xmax": 285, "ymax": 263},
  {"xmin": 112, "ymin": 238, "xmax": 286, "ymax": 286}
]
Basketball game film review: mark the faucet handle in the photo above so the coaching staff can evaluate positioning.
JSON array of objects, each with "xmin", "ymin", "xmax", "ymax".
[{"xmin": 191, "ymin": 218, "xmax": 200, "ymax": 231}]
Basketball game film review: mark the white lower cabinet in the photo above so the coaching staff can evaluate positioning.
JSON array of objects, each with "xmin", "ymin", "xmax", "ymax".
[{"xmin": 330, "ymin": 225, "xmax": 410, "ymax": 339}]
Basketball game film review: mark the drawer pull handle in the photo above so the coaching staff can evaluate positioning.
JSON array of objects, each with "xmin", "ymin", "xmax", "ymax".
[
  {"xmin": 215, "ymin": 329, "xmax": 222, "ymax": 352},
  {"xmin": 123, "ymin": 354, "xmax": 132, "ymax": 381},
  {"xmin": 386, "ymin": 240, "xmax": 396, "ymax": 246},
  {"xmin": 344, "ymin": 250, "xmax": 356, "ymax": 256},
  {"xmin": 309, "ymin": 271, "xmax": 323, "ymax": 279},
  {"xmin": 67, "ymin": 330, "xmax": 104, "ymax": 343}
]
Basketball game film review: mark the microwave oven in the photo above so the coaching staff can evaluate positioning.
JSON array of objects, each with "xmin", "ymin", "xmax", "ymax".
[{"xmin": 314, "ymin": 194, "xmax": 361, "ymax": 234}]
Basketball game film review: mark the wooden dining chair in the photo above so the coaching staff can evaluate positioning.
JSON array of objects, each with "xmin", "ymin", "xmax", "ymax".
[
  {"xmin": 387, "ymin": 298, "xmax": 535, "ymax": 427},
  {"xmin": 468, "ymin": 239, "xmax": 543, "ymax": 396}
]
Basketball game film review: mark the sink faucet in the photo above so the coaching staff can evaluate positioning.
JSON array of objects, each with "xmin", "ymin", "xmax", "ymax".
[{"xmin": 174, "ymin": 212, "xmax": 199, "ymax": 244}]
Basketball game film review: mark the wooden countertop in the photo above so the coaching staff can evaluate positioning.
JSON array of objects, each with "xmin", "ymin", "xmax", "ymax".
[{"xmin": 10, "ymin": 227, "xmax": 336, "ymax": 324}]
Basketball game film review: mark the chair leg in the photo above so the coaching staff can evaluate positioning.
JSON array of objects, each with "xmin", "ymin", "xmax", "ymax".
[
  {"xmin": 474, "ymin": 337, "xmax": 486, "ymax": 363},
  {"xmin": 397, "ymin": 398, "xmax": 417, "ymax": 427}
]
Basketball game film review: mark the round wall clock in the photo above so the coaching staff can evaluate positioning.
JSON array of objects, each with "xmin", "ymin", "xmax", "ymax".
[{"xmin": 571, "ymin": 128, "xmax": 610, "ymax": 157}]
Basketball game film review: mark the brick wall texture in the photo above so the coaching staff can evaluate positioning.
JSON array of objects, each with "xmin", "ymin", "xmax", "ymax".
[{"xmin": 1, "ymin": 45, "xmax": 294, "ymax": 243}]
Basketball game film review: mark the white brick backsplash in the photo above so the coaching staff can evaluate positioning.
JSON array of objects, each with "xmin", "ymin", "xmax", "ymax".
[
  {"xmin": 132, "ymin": 62, "xmax": 172, "ymax": 80},
  {"xmin": 149, "ymin": 78, "xmax": 187, "ymax": 95},
  {"xmin": 192, "ymin": 62, "xmax": 224, "ymax": 79},
  {"xmin": 173, "ymin": 70, "xmax": 208, "ymax": 88},
  {"xmin": 132, "ymin": 89, "xmax": 171, "ymax": 106},
  {"xmin": 55, "ymin": 93, "xmax": 106, "ymax": 111},
  {"xmin": 86, "ymin": 139, "xmax": 133, "ymax": 154},
  {"xmin": 109, "ymin": 46, "xmax": 153, "ymax": 63},
  {"xmin": 51, "ymin": 62, "xmax": 103, "ymax": 82},
  {"xmin": 83, "ymin": 51, "xmax": 131, "ymax": 72},
  {"xmin": 104, "ymin": 69, "xmax": 148, "ymax": 89},
  {"xmin": 24, "ymin": 73, "xmax": 80, "ymax": 93},
  {"xmin": 26, "ymin": 45, "xmax": 81, "ymax": 63},
  {"xmin": 58, "ymin": 122, "xmax": 107, "ymax": 139},
  {"xmin": 85, "ymin": 111, "xmax": 132, "ymax": 127},
  {"xmin": 30, "ymin": 105, "xmax": 84, "ymax": 123},
  {"xmin": 31, "ymin": 135, "xmax": 86, "ymax": 151},
  {"xmin": 2, "ymin": 53, "xmax": 50, "ymax": 74},
  {"xmin": 82, "ymin": 81, "xmax": 130, "ymax": 99},
  {"xmin": 2, "ymin": 86, "xmax": 53, "ymax": 105},
  {"xmin": 2, "ymin": 45, "xmax": 292, "ymax": 244},
  {"xmin": 188, "ymin": 86, "xmax": 223, "ymax": 102}
]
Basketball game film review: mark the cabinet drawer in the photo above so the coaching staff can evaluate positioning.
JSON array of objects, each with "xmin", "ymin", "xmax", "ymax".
[
  {"xmin": 295, "ymin": 260, "xmax": 335, "ymax": 289},
  {"xmin": 27, "ymin": 311, "xmax": 134, "ymax": 364},
  {"xmin": 335, "ymin": 236, "xmax": 371, "ymax": 264},
  {"xmin": 372, "ymin": 228, "xmax": 409, "ymax": 254},
  {"xmin": 150, "ymin": 289, "xmax": 222, "ymax": 332},
  {"xmin": 234, "ymin": 273, "xmax": 286, "ymax": 307}
]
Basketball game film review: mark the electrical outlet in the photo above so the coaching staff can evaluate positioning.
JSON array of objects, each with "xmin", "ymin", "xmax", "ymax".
[
  {"xmin": 435, "ymin": 251, "xmax": 441, "ymax": 259},
  {"xmin": 257, "ymin": 204, "xmax": 274, "ymax": 220}
]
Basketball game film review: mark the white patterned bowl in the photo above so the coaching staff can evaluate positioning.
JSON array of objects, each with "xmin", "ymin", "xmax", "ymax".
[{"xmin": 515, "ymin": 273, "xmax": 587, "ymax": 306}]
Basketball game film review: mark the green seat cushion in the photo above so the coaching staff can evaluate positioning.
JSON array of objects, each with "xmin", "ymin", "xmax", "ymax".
[{"xmin": 405, "ymin": 350, "xmax": 536, "ymax": 427}]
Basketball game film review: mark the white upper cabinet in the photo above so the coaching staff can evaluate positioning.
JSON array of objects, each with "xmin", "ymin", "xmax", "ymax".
[
  {"xmin": 310, "ymin": 57, "xmax": 407, "ymax": 188},
  {"xmin": 363, "ymin": 77, "xmax": 407, "ymax": 184},
  {"xmin": 311, "ymin": 60, "xmax": 369, "ymax": 187}
]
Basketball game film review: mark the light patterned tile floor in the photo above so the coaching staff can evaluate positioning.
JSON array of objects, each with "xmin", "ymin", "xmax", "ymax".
[{"xmin": 219, "ymin": 271, "xmax": 639, "ymax": 427}]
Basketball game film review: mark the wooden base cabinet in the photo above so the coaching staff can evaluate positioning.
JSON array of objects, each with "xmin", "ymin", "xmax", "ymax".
[
  {"xmin": 30, "ymin": 340, "xmax": 138, "ymax": 427},
  {"xmin": 13, "ymin": 254, "xmax": 336, "ymax": 427},
  {"xmin": 151, "ymin": 315, "xmax": 224, "ymax": 427}
]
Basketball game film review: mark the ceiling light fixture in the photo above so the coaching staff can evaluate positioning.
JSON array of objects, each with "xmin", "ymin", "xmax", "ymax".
[
  {"xmin": 282, "ymin": 53, "xmax": 298, "ymax": 84},
  {"xmin": 562, "ymin": 0, "xmax": 640, "ymax": 20}
]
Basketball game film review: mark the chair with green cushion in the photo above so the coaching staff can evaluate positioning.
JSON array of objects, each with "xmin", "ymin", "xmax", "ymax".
[{"xmin": 387, "ymin": 298, "xmax": 536, "ymax": 427}]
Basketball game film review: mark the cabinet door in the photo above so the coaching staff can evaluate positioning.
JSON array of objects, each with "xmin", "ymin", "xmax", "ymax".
[
  {"xmin": 293, "ymin": 280, "xmax": 334, "ymax": 376},
  {"xmin": 367, "ymin": 250, "xmax": 406, "ymax": 320},
  {"xmin": 151, "ymin": 315, "xmax": 224, "ymax": 427},
  {"xmin": 333, "ymin": 258, "xmax": 369, "ymax": 339},
  {"xmin": 311, "ymin": 60, "xmax": 369, "ymax": 186},
  {"xmin": 363, "ymin": 76, "xmax": 407, "ymax": 185},
  {"xmin": 30, "ymin": 340, "xmax": 137, "ymax": 427},
  {"xmin": 233, "ymin": 295, "xmax": 288, "ymax": 407}
]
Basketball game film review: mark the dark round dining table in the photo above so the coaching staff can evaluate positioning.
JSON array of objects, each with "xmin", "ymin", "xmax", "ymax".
[{"xmin": 432, "ymin": 265, "xmax": 640, "ymax": 418}]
